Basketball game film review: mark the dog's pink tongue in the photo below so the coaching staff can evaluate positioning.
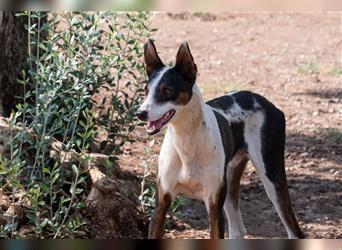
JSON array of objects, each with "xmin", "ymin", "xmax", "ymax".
[{"xmin": 146, "ymin": 118, "xmax": 163, "ymax": 131}]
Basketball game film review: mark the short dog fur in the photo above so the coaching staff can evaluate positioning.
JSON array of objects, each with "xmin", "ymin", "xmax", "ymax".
[{"xmin": 136, "ymin": 40, "xmax": 305, "ymax": 239}]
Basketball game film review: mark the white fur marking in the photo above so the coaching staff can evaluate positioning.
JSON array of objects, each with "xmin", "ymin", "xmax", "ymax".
[
  {"xmin": 158, "ymin": 85, "xmax": 225, "ymax": 203},
  {"xmin": 226, "ymin": 91, "xmax": 237, "ymax": 96},
  {"xmin": 138, "ymin": 67, "xmax": 176, "ymax": 121},
  {"xmin": 224, "ymin": 151, "xmax": 248, "ymax": 238},
  {"xmin": 211, "ymin": 102, "xmax": 252, "ymax": 124},
  {"xmin": 244, "ymin": 111, "xmax": 298, "ymax": 239}
]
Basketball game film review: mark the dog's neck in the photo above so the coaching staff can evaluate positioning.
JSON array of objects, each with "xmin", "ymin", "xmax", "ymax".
[{"xmin": 169, "ymin": 84, "xmax": 205, "ymax": 135}]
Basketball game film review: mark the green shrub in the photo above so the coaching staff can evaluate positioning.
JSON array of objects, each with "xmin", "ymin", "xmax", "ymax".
[{"xmin": 0, "ymin": 11, "xmax": 152, "ymax": 238}]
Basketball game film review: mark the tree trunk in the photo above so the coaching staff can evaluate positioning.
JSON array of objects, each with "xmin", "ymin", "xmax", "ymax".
[{"xmin": 0, "ymin": 11, "xmax": 28, "ymax": 117}]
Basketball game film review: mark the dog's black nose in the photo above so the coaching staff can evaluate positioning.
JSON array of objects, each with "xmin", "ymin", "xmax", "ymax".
[{"xmin": 135, "ymin": 110, "xmax": 148, "ymax": 121}]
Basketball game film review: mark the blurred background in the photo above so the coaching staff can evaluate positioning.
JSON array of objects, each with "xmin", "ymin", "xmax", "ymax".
[{"xmin": 1, "ymin": 0, "xmax": 342, "ymax": 10}]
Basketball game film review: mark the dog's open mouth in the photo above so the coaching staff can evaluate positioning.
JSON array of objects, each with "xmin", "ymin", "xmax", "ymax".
[{"xmin": 145, "ymin": 110, "xmax": 175, "ymax": 135}]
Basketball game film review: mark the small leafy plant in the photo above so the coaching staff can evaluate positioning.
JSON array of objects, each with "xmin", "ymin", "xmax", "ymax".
[
  {"xmin": 139, "ymin": 139, "xmax": 157, "ymax": 217},
  {"xmin": 0, "ymin": 11, "xmax": 152, "ymax": 239},
  {"xmin": 139, "ymin": 139, "xmax": 186, "ymax": 222}
]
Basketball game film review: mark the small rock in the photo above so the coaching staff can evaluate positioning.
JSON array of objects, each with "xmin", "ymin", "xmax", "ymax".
[
  {"xmin": 300, "ymin": 152, "xmax": 309, "ymax": 157},
  {"xmin": 333, "ymin": 171, "xmax": 340, "ymax": 176},
  {"xmin": 18, "ymin": 225, "xmax": 34, "ymax": 239},
  {"xmin": 4, "ymin": 204, "xmax": 24, "ymax": 222},
  {"xmin": 0, "ymin": 190, "xmax": 10, "ymax": 210},
  {"xmin": 76, "ymin": 230, "xmax": 88, "ymax": 237},
  {"xmin": 0, "ymin": 216, "xmax": 6, "ymax": 226}
]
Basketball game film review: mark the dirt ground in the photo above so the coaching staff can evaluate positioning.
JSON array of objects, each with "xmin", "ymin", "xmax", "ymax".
[{"xmin": 119, "ymin": 13, "xmax": 342, "ymax": 239}]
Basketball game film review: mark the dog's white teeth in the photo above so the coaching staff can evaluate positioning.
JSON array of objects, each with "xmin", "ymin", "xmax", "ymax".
[
  {"xmin": 145, "ymin": 111, "xmax": 174, "ymax": 134},
  {"xmin": 145, "ymin": 123, "xmax": 153, "ymax": 132},
  {"xmin": 163, "ymin": 111, "xmax": 170, "ymax": 120}
]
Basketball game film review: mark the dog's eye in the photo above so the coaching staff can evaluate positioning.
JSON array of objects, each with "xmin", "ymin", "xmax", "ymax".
[{"xmin": 163, "ymin": 87, "xmax": 173, "ymax": 96}]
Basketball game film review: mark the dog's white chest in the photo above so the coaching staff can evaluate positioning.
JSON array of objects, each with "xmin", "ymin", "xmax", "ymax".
[
  {"xmin": 174, "ymin": 162, "xmax": 204, "ymax": 199},
  {"xmin": 159, "ymin": 132, "xmax": 224, "ymax": 199},
  {"xmin": 158, "ymin": 123, "xmax": 225, "ymax": 201}
]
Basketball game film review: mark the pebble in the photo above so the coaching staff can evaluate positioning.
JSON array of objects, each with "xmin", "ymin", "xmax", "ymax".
[
  {"xmin": 333, "ymin": 171, "xmax": 340, "ymax": 176},
  {"xmin": 300, "ymin": 152, "xmax": 309, "ymax": 157},
  {"xmin": 304, "ymin": 161, "xmax": 316, "ymax": 168}
]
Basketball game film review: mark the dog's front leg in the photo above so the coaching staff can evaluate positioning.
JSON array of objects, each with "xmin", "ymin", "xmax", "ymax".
[
  {"xmin": 208, "ymin": 202, "xmax": 226, "ymax": 239},
  {"xmin": 148, "ymin": 180, "xmax": 172, "ymax": 239},
  {"xmin": 206, "ymin": 185, "xmax": 227, "ymax": 239}
]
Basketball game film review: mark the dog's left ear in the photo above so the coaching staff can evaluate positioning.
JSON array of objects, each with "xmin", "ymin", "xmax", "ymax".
[
  {"xmin": 144, "ymin": 39, "xmax": 165, "ymax": 78},
  {"xmin": 175, "ymin": 42, "xmax": 198, "ymax": 82}
]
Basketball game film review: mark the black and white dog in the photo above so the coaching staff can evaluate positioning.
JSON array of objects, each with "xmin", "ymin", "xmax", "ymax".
[{"xmin": 136, "ymin": 39, "xmax": 304, "ymax": 239}]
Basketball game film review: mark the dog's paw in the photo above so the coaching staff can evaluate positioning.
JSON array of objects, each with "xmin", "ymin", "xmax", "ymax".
[{"xmin": 229, "ymin": 226, "xmax": 247, "ymax": 239}]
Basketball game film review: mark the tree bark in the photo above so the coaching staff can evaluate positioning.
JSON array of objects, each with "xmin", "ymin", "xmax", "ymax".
[{"xmin": 0, "ymin": 11, "xmax": 28, "ymax": 117}]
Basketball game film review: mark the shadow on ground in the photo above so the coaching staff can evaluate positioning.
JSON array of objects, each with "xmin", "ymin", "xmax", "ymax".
[
  {"xmin": 133, "ymin": 125, "xmax": 342, "ymax": 239},
  {"xmin": 172, "ymin": 174, "xmax": 341, "ymax": 238},
  {"xmin": 286, "ymin": 128, "xmax": 342, "ymax": 166},
  {"xmin": 170, "ymin": 128, "xmax": 341, "ymax": 238},
  {"xmin": 293, "ymin": 88, "xmax": 342, "ymax": 100}
]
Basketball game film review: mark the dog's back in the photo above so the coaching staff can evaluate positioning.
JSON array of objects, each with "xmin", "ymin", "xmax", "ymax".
[{"xmin": 207, "ymin": 90, "xmax": 286, "ymax": 183}]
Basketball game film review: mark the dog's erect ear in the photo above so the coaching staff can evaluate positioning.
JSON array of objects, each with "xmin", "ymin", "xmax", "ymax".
[
  {"xmin": 175, "ymin": 42, "xmax": 197, "ymax": 82},
  {"xmin": 144, "ymin": 39, "xmax": 164, "ymax": 78}
]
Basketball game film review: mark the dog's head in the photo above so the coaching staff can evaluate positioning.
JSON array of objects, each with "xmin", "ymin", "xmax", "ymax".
[{"xmin": 136, "ymin": 39, "xmax": 198, "ymax": 135}]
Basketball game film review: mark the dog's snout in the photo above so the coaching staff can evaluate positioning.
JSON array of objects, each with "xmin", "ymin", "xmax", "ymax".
[{"xmin": 135, "ymin": 110, "xmax": 148, "ymax": 121}]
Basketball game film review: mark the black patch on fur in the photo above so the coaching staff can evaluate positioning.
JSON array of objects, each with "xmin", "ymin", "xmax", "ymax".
[
  {"xmin": 250, "ymin": 93, "xmax": 287, "ymax": 183},
  {"xmin": 207, "ymin": 91, "xmax": 288, "ymax": 183},
  {"xmin": 223, "ymin": 91, "xmax": 287, "ymax": 183},
  {"xmin": 207, "ymin": 96, "xmax": 247, "ymax": 154},
  {"xmin": 232, "ymin": 91, "xmax": 256, "ymax": 110},
  {"xmin": 206, "ymin": 95, "xmax": 234, "ymax": 110},
  {"xmin": 213, "ymin": 110, "xmax": 235, "ymax": 168},
  {"xmin": 230, "ymin": 122, "xmax": 247, "ymax": 154},
  {"xmin": 147, "ymin": 67, "xmax": 195, "ymax": 105},
  {"xmin": 207, "ymin": 91, "xmax": 260, "ymax": 112}
]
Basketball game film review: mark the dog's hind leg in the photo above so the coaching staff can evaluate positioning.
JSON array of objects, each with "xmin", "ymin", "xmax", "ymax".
[
  {"xmin": 224, "ymin": 151, "xmax": 248, "ymax": 238},
  {"xmin": 245, "ymin": 111, "xmax": 304, "ymax": 239}
]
